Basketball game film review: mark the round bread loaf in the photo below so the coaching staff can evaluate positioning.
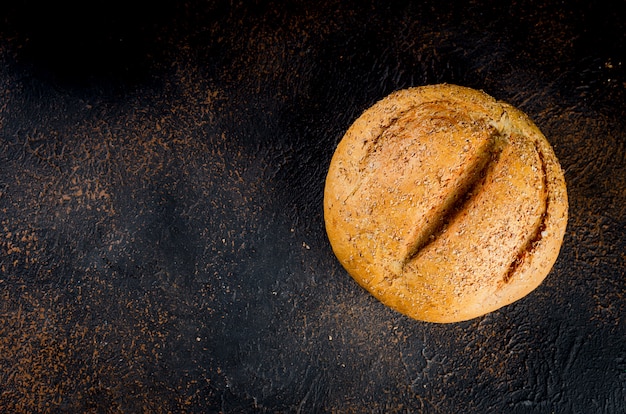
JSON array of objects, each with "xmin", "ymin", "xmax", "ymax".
[{"xmin": 324, "ymin": 84, "xmax": 568, "ymax": 323}]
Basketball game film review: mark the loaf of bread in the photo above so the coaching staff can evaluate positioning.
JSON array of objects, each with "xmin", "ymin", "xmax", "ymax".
[{"xmin": 324, "ymin": 84, "xmax": 568, "ymax": 323}]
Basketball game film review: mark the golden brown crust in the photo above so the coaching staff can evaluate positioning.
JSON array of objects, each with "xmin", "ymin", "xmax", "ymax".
[{"xmin": 324, "ymin": 84, "xmax": 568, "ymax": 323}]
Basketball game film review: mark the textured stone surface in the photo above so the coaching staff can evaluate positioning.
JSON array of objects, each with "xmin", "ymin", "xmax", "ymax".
[{"xmin": 0, "ymin": 0, "xmax": 624, "ymax": 412}]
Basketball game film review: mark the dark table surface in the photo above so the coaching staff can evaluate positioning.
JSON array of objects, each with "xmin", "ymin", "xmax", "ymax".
[{"xmin": 0, "ymin": 1, "xmax": 624, "ymax": 412}]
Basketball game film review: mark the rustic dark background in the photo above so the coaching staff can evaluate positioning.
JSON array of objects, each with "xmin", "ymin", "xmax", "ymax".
[{"xmin": 0, "ymin": 0, "xmax": 624, "ymax": 412}]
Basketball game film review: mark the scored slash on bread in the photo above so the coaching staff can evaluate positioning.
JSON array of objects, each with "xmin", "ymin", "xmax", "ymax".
[{"xmin": 324, "ymin": 84, "xmax": 568, "ymax": 323}]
